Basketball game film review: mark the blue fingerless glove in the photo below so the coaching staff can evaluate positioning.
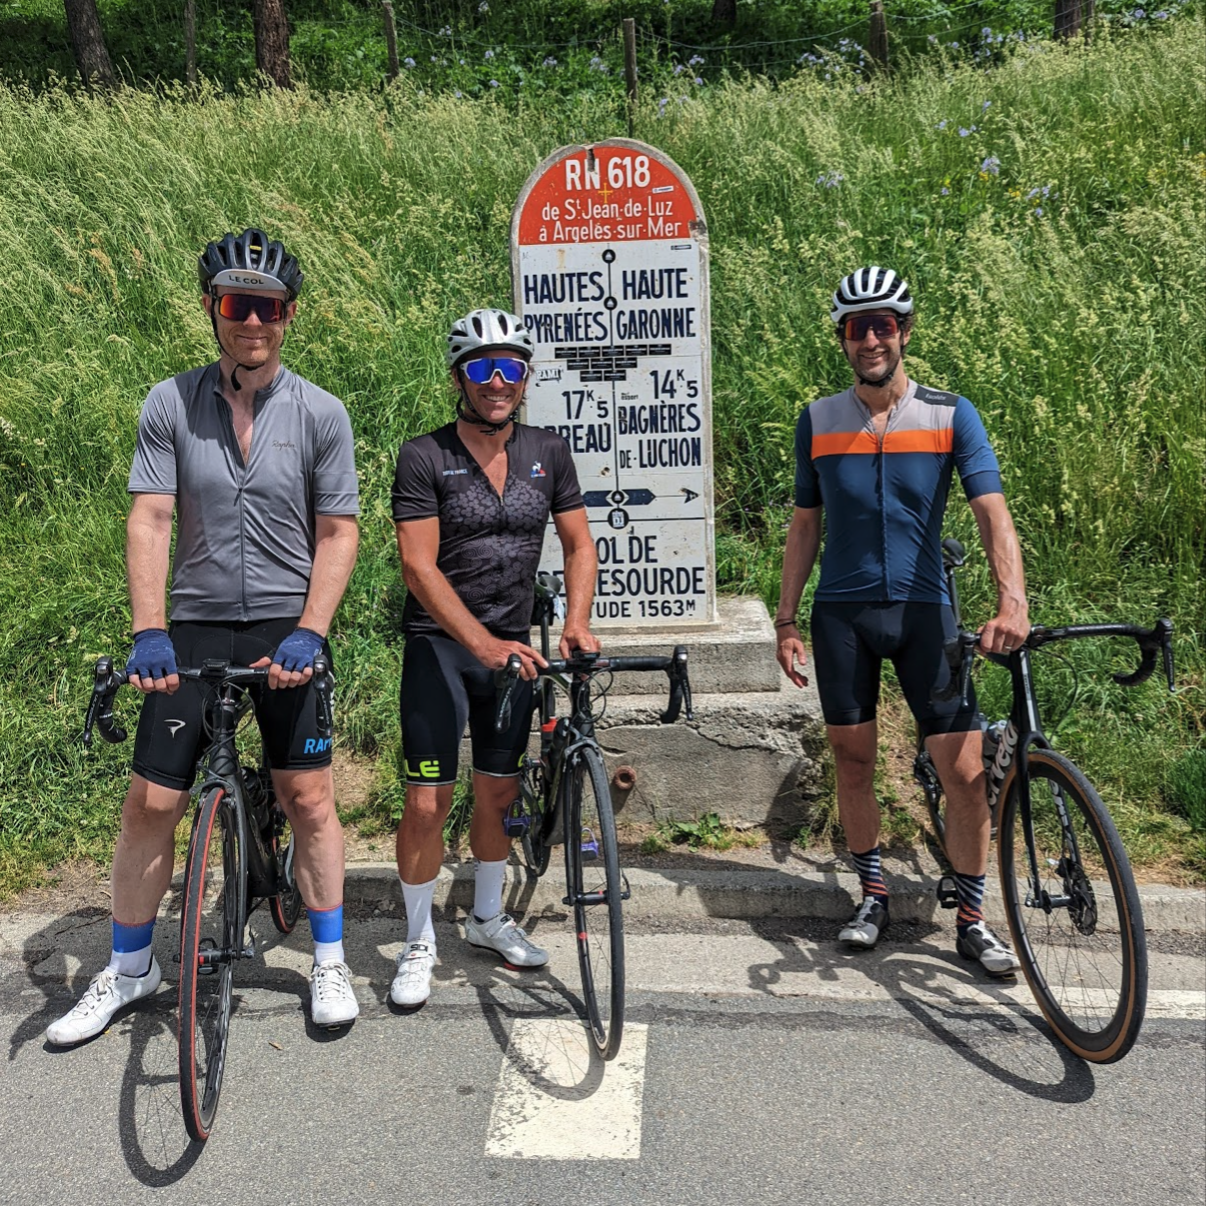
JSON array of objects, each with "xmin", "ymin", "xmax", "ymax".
[
  {"xmin": 126, "ymin": 628, "xmax": 178, "ymax": 680},
  {"xmin": 272, "ymin": 627, "xmax": 325, "ymax": 673}
]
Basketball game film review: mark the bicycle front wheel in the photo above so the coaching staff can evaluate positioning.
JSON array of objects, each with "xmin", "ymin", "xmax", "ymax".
[
  {"xmin": 568, "ymin": 745, "xmax": 625, "ymax": 1059},
  {"xmin": 998, "ymin": 748, "xmax": 1147, "ymax": 1063},
  {"xmin": 179, "ymin": 786, "xmax": 243, "ymax": 1140}
]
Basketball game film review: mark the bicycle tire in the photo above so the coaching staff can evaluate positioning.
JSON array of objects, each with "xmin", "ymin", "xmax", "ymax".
[
  {"xmin": 269, "ymin": 806, "xmax": 304, "ymax": 934},
  {"xmin": 568, "ymin": 745, "xmax": 625, "ymax": 1059},
  {"xmin": 997, "ymin": 748, "xmax": 1147, "ymax": 1063},
  {"xmin": 519, "ymin": 761, "xmax": 553, "ymax": 878},
  {"xmin": 178, "ymin": 785, "xmax": 243, "ymax": 1140}
]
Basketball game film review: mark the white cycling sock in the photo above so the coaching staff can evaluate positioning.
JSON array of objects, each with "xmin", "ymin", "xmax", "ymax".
[
  {"xmin": 473, "ymin": 858, "xmax": 508, "ymax": 922},
  {"xmin": 108, "ymin": 943, "xmax": 153, "ymax": 978},
  {"xmin": 400, "ymin": 875, "xmax": 438, "ymax": 945}
]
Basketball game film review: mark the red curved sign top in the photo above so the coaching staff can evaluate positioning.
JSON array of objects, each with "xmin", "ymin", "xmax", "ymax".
[{"xmin": 516, "ymin": 143, "xmax": 700, "ymax": 247}]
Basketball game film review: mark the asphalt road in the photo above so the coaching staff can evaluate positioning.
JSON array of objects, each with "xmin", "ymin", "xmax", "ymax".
[{"xmin": 2, "ymin": 906, "xmax": 1203, "ymax": 1206}]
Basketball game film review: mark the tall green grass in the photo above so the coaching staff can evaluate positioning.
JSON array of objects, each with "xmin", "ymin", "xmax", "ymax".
[{"xmin": 0, "ymin": 19, "xmax": 1202, "ymax": 891}]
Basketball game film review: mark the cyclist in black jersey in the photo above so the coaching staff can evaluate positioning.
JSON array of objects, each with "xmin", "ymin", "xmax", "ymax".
[
  {"xmin": 389, "ymin": 308, "xmax": 599, "ymax": 1008},
  {"xmin": 776, "ymin": 268, "xmax": 1028, "ymax": 976}
]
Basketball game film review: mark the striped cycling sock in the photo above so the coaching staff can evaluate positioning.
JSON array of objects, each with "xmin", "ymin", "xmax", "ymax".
[
  {"xmin": 954, "ymin": 872, "xmax": 986, "ymax": 933},
  {"xmin": 108, "ymin": 917, "xmax": 156, "ymax": 977},
  {"xmin": 308, "ymin": 904, "xmax": 345, "ymax": 966},
  {"xmin": 850, "ymin": 846, "xmax": 889, "ymax": 904}
]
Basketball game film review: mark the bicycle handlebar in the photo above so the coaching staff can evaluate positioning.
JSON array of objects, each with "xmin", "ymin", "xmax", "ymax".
[
  {"xmin": 933, "ymin": 619, "xmax": 1176, "ymax": 706},
  {"xmin": 493, "ymin": 646, "xmax": 693, "ymax": 733},
  {"xmin": 81, "ymin": 655, "xmax": 334, "ymax": 749}
]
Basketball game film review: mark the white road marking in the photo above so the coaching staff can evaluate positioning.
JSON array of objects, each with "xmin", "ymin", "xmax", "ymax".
[{"xmin": 484, "ymin": 1019, "xmax": 648, "ymax": 1160}]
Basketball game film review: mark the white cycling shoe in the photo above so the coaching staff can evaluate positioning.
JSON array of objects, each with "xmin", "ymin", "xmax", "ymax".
[
  {"xmin": 390, "ymin": 941, "xmax": 436, "ymax": 1007},
  {"xmin": 309, "ymin": 959, "xmax": 360, "ymax": 1027},
  {"xmin": 46, "ymin": 957, "xmax": 162, "ymax": 1046},
  {"xmin": 464, "ymin": 912, "xmax": 548, "ymax": 968}
]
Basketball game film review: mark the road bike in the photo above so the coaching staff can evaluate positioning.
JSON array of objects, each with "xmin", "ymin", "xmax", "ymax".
[
  {"xmin": 83, "ymin": 655, "xmax": 332, "ymax": 1140},
  {"xmin": 493, "ymin": 572, "xmax": 694, "ymax": 1060},
  {"xmin": 913, "ymin": 539, "xmax": 1175, "ymax": 1062}
]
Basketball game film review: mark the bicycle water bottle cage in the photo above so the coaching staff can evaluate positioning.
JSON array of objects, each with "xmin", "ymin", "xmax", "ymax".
[
  {"xmin": 502, "ymin": 799, "xmax": 531, "ymax": 838},
  {"xmin": 936, "ymin": 874, "xmax": 959, "ymax": 909},
  {"xmin": 580, "ymin": 828, "xmax": 599, "ymax": 862}
]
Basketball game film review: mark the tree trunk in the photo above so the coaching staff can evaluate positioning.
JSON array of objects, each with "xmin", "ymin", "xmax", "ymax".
[
  {"xmin": 710, "ymin": 0, "xmax": 736, "ymax": 26},
  {"xmin": 1054, "ymin": 0, "xmax": 1081, "ymax": 40},
  {"xmin": 63, "ymin": 0, "xmax": 116, "ymax": 88},
  {"xmin": 253, "ymin": 0, "xmax": 292, "ymax": 88}
]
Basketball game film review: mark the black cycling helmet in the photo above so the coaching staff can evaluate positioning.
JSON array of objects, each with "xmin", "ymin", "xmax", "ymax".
[{"xmin": 198, "ymin": 228, "xmax": 303, "ymax": 300}]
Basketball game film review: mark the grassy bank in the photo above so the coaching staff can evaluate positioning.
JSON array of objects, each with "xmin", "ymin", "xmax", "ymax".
[{"xmin": 0, "ymin": 18, "xmax": 1202, "ymax": 894}]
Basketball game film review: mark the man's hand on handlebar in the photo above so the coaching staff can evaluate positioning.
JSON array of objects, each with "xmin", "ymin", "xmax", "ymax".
[
  {"xmin": 559, "ymin": 623, "xmax": 601, "ymax": 661},
  {"xmin": 475, "ymin": 636, "xmax": 547, "ymax": 681},
  {"xmin": 126, "ymin": 628, "xmax": 180, "ymax": 695},
  {"xmin": 978, "ymin": 600, "xmax": 1030, "ymax": 657}
]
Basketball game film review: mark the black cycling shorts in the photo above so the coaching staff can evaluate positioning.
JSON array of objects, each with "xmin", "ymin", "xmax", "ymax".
[
  {"xmin": 131, "ymin": 618, "xmax": 334, "ymax": 791},
  {"xmin": 399, "ymin": 633, "xmax": 533, "ymax": 786},
  {"xmin": 809, "ymin": 601, "xmax": 980, "ymax": 736}
]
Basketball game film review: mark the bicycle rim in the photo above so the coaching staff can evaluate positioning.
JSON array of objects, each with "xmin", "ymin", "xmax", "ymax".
[
  {"xmin": 269, "ymin": 807, "xmax": 303, "ymax": 934},
  {"xmin": 569, "ymin": 746, "xmax": 625, "ymax": 1059},
  {"xmin": 178, "ymin": 787, "xmax": 242, "ymax": 1140},
  {"xmin": 998, "ymin": 749, "xmax": 1147, "ymax": 1062}
]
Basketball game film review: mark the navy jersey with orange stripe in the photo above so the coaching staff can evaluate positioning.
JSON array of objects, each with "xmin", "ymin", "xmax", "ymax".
[{"xmin": 794, "ymin": 380, "xmax": 1002, "ymax": 603}]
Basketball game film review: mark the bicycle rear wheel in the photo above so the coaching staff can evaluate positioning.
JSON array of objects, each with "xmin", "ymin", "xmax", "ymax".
[
  {"xmin": 179, "ymin": 785, "xmax": 243, "ymax": 1140},
  {"xmin": 998, "ymin": 748, "xmax": 1147, "ymax": 1063},
  {"xmin": 519, "ymin": 760, "xmax": 553, "ymax": 878},
  {"xmin": 568, "ymin": 745, "xmax": 625, "ymax": 1059},
  {"xmin": 269, "ymin": 805, "xmax": 304, "ymax": 934}
]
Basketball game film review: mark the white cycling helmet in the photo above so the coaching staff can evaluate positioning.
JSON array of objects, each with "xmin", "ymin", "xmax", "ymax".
[
  {"xmin": 830, "ymin": 266, "xmax": 914, "ymax": 324},
  {"xmin": 446, "ymin": 308, "xmax": 535, "ymax": 368}
]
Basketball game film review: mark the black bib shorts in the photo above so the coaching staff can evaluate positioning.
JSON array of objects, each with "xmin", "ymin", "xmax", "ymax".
[
  {"xmin": 130, "ymin": 617, "xmax": 335, "ymax": 791},
  {"xmin": 399, "ymin": 633, "xmax": 534, "ymax": 786},
  {"xmin": 810, "ymin": 601, "xmax": 980, "ymax": 736}
]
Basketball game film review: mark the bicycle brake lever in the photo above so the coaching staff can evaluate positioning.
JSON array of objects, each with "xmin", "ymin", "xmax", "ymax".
[
  {"xmin": 83, "ymin": 656, "xmax": 128, "ymax": 747},
  {"xmin": 494, "ymin": 654, "xmax": 522, "ymax": 733}
]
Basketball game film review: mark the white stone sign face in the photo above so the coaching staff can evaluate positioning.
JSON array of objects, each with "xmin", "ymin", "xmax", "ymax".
[{"xmin": 511, "ymin": 139, "xmax": 716, "ymax": 627}]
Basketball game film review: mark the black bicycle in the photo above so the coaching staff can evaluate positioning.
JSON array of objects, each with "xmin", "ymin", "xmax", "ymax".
[
  {"xmin": 914, "ymin": 539, "xmax": 1175, "ymax": 1063},
  {"xmin": 83, "ymin": 656, "xmax": 331, "ymax": 1140},
  {"xmin": 493, "ymin": 573, "xmax": 693, "ymax": 1060}
]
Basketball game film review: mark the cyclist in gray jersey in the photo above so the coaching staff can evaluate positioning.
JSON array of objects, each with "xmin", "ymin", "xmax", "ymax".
[
  {"xmin": 47, "ymin": 230, "xmax": 362, "ymax": 1047},
  {"xmin": 388, "ymin": 308, "xmax": 599, "ymax": 1009}
]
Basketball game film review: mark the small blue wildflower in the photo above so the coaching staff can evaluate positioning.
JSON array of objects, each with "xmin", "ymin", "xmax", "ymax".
[
  {"xmin": 688, "ymin": 55, "xmax": 705, "ymax": 66},
  {"xmin": 478, "ymin": 0, "xmax": 488, "ymax": 10},
  {"xmin": 543, "ymin": 56, "xmax": 557, "ymax": 67},
  {"xmin": 815, "ymin": 171, "xmax": 845, "ymax": 188},
  {"xmin": 981, "ymin": 100, "xmax": 991, "ymax": 111},
  {"xmin": 454, "ymin": 89, "xmax": 463, "ymax": 98},
  {"xmin": 936, "ymin": 119, "xmax": 948, "ymax": 130},
  {"xmin": 674, "ymin": 63, "xmax": 685, "ymax": 74},
  {"xmin": 950, "ymin": 41, "xmax": 959, "ymax": 48},
  {"xmin": 1034, "ymin": 207, "xmax": 1043, "ymax": 216},
  {"xmin": 403, "ymin": 57, "xmax": 415, "ymax": 68},
  {"xmin": 484, "ymin": 48, "xmax": 494, "ymax": 60},
  {"xmin": 489, "ymin": 78, "xmax": 499, "ymax": 87},
  {"xmin": 439, "ymin": 24, "xmax": 451, "ymax": 36},
  {"xmin": 941, "ymin": 187, "xmax": 950, "ymax": 195},
  {"xmin": 694, "ymin": 76, "xmax": 703, "ymax": 85},
  {"xmin": 981, "ymin": 156, "xmax": 1000, "ymax": 175}
]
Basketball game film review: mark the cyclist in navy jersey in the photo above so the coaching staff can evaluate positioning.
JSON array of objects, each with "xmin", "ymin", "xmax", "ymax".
[
  {"xmin": 776, "ymin": 267, "xmax": 1027, "ymax": 976},
  {"xmin": 46, "ymin": 230, "xmax": 362, "ymax": 1047},
  {"xmin": 389, "ymin": 308, "xmax": 599, "ymax": 1008}
]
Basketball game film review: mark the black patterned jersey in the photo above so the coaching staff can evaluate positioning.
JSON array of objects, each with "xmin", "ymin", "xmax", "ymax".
[{"xmin": 391, "ymin": 422, "xmax": 585, "ymax": 639}]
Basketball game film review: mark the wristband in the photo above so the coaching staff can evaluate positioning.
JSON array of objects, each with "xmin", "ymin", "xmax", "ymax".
[{"xmin": 774, "ymin": 618, "xmax": 798, "ymax": 629}]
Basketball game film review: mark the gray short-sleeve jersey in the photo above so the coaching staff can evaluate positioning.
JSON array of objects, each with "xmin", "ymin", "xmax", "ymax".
[{"xmin": 128, "ymin": 363, "xmax": 359, "ymax": 622}]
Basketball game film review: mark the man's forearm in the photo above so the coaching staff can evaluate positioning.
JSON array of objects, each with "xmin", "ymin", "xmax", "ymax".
[
  {"xmin": 973, "ymin": 496, "xmax": 1027, "ymax": 613},
  {"xmin": 127, "ymin": 510, "xmax": 173, "ymax": 632},
  {"xmin": 298, "ymin": 524, "xmax": 360, "ymax": 636},
  {"xmin": 561, "ymin": 540, "xmax": 598, "ymax": 631},
  {"xmin": 776, "ymin": 512, "xmax": 822, "ymax": 622}
]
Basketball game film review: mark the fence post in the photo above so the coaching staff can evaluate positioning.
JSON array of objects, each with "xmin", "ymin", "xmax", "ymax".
[
  {"xmin": 868, "ymin": 0, "xmax": 889, "ymax": 71},
  {"xmin": 382, "ymin": 0, "xmax": 400, "ymax": 81},
  {"xmin": 623, "ymin": 18, "xmax": 638, "ymax": 138},
  {"xmin": 184, "ymin": 0, "xmax": 197, "ymax": 85}
]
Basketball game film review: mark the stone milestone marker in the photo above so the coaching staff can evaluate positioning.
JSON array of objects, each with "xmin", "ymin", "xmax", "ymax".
[
  {"xmin": 511, "ymin": 138, "xmax": 716, "ymax": 627},
  {"xmin": 510, "ymin": 140, "xmax": 825, "ymax": 830}
]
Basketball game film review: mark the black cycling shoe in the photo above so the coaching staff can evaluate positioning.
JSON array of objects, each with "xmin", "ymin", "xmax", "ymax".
[
  {"xmin": 840, "ymin": 897, "xmax": 889, "ymax": 950},
  {"xmin": 956, "ymin": 921, "xmax": 1021, "ymax": 978}
]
